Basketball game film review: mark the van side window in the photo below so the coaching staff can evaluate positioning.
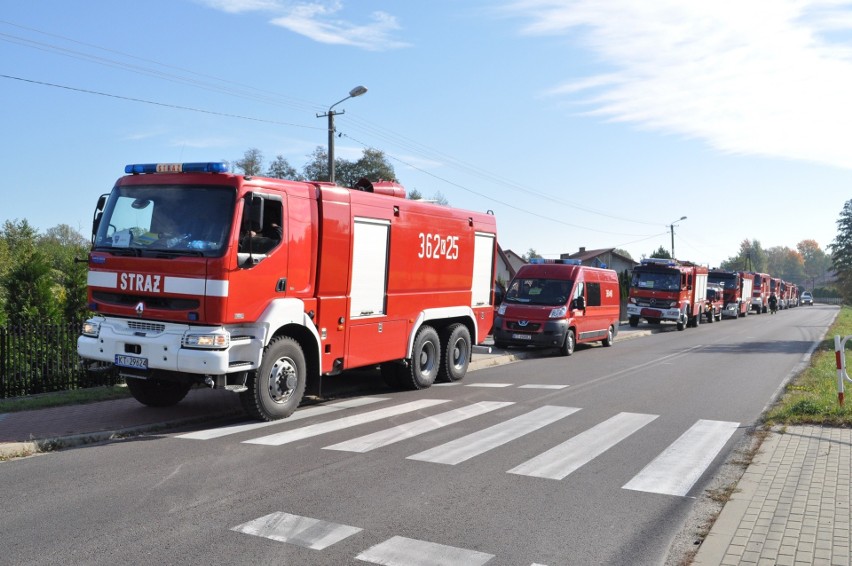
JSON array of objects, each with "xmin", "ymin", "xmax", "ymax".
[
  {"xmin": 587, "ymin": 282, "xmax": 602, "ymax": 307},
  {"xmin": 574, "ymin": 282, "xmax": 584, "ymax": 300}
]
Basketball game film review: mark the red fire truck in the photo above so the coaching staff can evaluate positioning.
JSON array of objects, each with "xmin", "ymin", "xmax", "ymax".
[
  {"xmin": 78, "ymin": 162, "xmax": 498, "ymax": 421},
  {"xmin": 627, "ymin": 258, "xmax": 708, "ymax": 330},
  {"xmin": 750, "ymin": 272, "xmax": 771, "ymax": 314},
  {"xmin": 708, "ymin": 269, "xmax": 753, "ymax": 319}
]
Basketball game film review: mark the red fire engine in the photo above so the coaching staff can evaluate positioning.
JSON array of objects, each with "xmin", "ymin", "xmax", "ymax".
[
  {"xmin": 749, "ymin": 272, "xmax": 771, "ymax": 314},
  {"xmin": 708, "ymin": 269, "xmax": 753, "ymax": 319},
  {"xmin": 78, "ymin": 162, "xmax": 498, "ymax": 421},
  {"xmin": 627, "ymin": 258, "xmax": 708, "ymax": 330}
]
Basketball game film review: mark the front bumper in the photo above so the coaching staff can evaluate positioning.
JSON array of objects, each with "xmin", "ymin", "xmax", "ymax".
[
  {"xmin": 492, "ymin": 316, "xmax": 569, "ymax": 348},
  {"xmin": 77, "ymin": 316, "xmax": 264, "ymax": 376},
  {"xmin": 626, "ymin": 304, "xmax": 682, "ymax": 322}
]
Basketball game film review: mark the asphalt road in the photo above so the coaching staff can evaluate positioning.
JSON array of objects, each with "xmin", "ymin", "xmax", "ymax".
[{"xmin": 0, "ymin": 305, "xmax": 837, "ymax": 565}]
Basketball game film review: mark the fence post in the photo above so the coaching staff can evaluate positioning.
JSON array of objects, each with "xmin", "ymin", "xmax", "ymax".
[{"xmin": 835, "ymin": 335, "xmax": 852, "ymax": 406}]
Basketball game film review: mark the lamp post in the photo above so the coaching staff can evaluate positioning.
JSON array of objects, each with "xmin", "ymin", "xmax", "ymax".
[
  {"xmin": 316, "ymin": 85, "xmax": 368, "ymax": 184},
  {"xmin": 669, "ymin": 216, "xmax": 686, "ymax": 259}
]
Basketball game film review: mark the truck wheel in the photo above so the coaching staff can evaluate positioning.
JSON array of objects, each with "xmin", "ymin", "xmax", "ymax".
[
  {"xmin": 126, "ymin": 378, "xmax": 191, "ymax": 407},
  {"xmin": 602, "ymin": 325, "xmax": 615, "ymax": 347},
  {"xmin": 438, "ymin": 324, "xmax": 471, "ymax": 382},
  {"xmin": 240, "ymin": 336, "xmax": 306, "ymax": 421},
  {"xmin": 676, "ymin": 314, "xmax": 686, "ymax": 331},
  {"xmin": 560, "ymin": 329, "xmax": 575, "ymax": 356},
  {"xmin": 405, "ymin": 325, "xmax": 440, "ymax": 389},
  {"xmin": 629, "ymin": 316, "xmax": 639, "ymax": 328}
]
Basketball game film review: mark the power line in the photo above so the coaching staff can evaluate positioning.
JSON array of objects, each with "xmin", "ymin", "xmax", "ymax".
[{"xmin": 0, "ymin": 74, "xmax": 324, "ymax": 130}]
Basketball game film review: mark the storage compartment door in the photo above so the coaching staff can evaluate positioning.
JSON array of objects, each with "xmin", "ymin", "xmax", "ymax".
[
  {"xmin": 350, "ymin": 218, "xmax": 390, "ymax": 317},
  {"xmin": 471, "ymin": 232, "xmax": 495, "ymax": 307}
]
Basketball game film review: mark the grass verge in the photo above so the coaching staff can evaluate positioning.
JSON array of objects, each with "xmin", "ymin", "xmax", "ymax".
[
  {"xmin": 764, "ymin": 305, "xmax": 852, "ymax": 425},
  {"xmin": 0, "ymin": 384, "xmax": 131, "ymax": 413}
]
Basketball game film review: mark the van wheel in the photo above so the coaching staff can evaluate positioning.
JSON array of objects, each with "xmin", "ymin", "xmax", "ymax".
[
  {"xmin": 126, "ymin": 378, "xmax": 191, "ymax": 407},
  {"xmin": 560, "ymin": 329, "xmax": 575, "ymax": 356},
  {"xmin": 602, "ymin": 325, "xmax": 615, "ymax": 347},
  {"xmin": 405, "ymin": 325, "xmax": 440, "ymax": 389},
  {"xmin": 438, "ymin": 324, "xmax": 470, "ymax": 382},
  {"xmin": 240, "ymin": 336, "xmax": 306, "ymax": 421}
]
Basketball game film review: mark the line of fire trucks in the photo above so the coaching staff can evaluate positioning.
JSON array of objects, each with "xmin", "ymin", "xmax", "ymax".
[{"xmin": 626, "ymin": 258, "xmax": 803, "ymax": 330}]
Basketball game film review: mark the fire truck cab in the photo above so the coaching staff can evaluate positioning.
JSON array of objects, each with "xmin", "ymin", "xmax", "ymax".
[{"xmin": 627, "ymin": 258, "xmax": 708, "ymax": 330}]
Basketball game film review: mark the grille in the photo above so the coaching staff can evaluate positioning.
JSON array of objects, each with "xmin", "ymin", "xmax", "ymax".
[
  {"xmin": 127, "ymin": 321, "xmax": 166, "ymax": 333},
  {"xmin": 506, "ymin": 321, "xmax": 541, "ymax": 332}
]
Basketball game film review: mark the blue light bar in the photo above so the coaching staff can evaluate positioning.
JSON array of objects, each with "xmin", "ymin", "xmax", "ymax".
[
  {"xmin": 641, "ymin": 258, "xmax": 677, "ymax": 267},
  {"xmin": 125, "ymin": 162, "xmax": 229, "ymax": 174},
  {"xmin": 528, "ymin": 258, "xmax": 582, "ymax": 265}
]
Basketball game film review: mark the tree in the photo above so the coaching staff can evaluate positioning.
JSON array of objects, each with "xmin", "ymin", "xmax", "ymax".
[
  {"xmin": 39, "ymin": 224, "xmax": 90, "ymax": 320},
  {"xmin": 797, "ymin": 239, "xmax": 831, "ymax": 288},
  {"xmin": 720, "ymin": 239, "xmax": 766, "ymax": 272},
  {"xmin": 649, "ymin": 246, "xmax": 671, "ymax": 259},
  {"xmin": 235, "ymin": 148, "xmax": 264, "ymax": 176},
  {"xmin": 829, "ymin": 199, "xmax": 852, "ymax": 301},
  {"xmin": 2, "ymin": 249, "xmax": 63, "ymax": 326},
  {"xmin": 614, "ymin": 248, "xmax": 633, "ymax": 261},
  {"xmin": 302, "ymin": 146, "xmax": 330, "ymax": 181},
  {"xmin": 266, "ymin": 155, "xmax": 302, "ymax": 180},
  {"xmin": 407, "ymin": 188, "xmax": 423, "ymax": 200},
  {"xmin": 334, "ymin": 147, "xmax": 397, "ymax": 187},
  {"xmin": 523, "ymin": 248, "xmax": 542, "ymax": 261}
]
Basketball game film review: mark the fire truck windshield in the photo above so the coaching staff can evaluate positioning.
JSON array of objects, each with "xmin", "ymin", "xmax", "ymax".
[
  {"xmin": 504, "ymin": 278, "xmax": 574, "ymax": 306},
  {"xmin": 631, "ymin": 271, "xmax": 680, "ymax": 290},
  {"xmin": 94, "ymin": 185, "xmax": 236, "ymax": 256},
  {"xmin": 709, "ymin": 274, "xmax": 738, "ymax": 289}
]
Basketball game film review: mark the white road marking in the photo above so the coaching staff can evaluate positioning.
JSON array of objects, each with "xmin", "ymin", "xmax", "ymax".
[
  {"xmin": 356, "ymin": 535, "xmax": 494, "ymax": 566},
  {"xmin": 231, "ymin": 512, "xmax": 361, "ymax": 550},
  {"xmin": 464, "ymin": 383, "xmax": 513, "ymax": 388},
  {"xmin": 243, "ymin": 399, "xmax": 450, "ymax": 446},
  {"xmin": 508, "ymin": 412, "xmax": 658, "ymax": 480},
  {"xmin": 622, "ymin": 419, "xmax": 740, "ymax": 496},
  {"xmin": 324, "ymin": 402, "xmax": 514, "ymax": 453},
  {"xmin": 518, "ymin": 384, "xmax": 569, "ymax": 390},
  {"xmin": 408, "ymin": 405, "xmax": 580, "ymax": 465},
  {"xmin": 176, "ymin": 397, "xmax": 389, "ymax": 440}
]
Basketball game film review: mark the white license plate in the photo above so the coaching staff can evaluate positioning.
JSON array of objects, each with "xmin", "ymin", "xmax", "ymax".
[
  {"xmin": 512, "ymin": 333, "xmax": 532, "ymax": 341},
  {"xmin": 115, "ymin": 354, "xmax": 148, "ymax": 369}
]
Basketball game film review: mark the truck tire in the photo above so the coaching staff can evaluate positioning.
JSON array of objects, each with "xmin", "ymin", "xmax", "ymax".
[
  {"xmin": 438, "ymin": 323, "xmax": 471, "ymax": 382},
  {"xmin": 602, "ymin": 325, "xmax": 615, "ymax": 347},
  {"xmin": 676, "ymin": 313, "xmax": 686, "ymax": 331},
  {"xmin": 560, "ymin": 329, "xmax": 575, "ymax": 356},
  {"xmin": 240, "ymin": 336, "xmax": 306, "ymax": 421},
  {"xmin": 629, "ymin": 316, "xmax": 639, "ymax": 328},
  {"xmin": 126, "ymin": 378, "xmax": 191, "ymax": 407},
  {"xmin": 404, "ymin": 325, "xmax": 440, "ymax": 390}
]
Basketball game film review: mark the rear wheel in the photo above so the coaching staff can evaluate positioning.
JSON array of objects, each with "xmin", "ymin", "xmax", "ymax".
[
  {"xmin": 560, "ymin": 329, "xmax": 575, "ymax": 356},
  {"xmin": 240, "ymin": 336, "xmax": 306, "ymax": 421},
  {"xmin": 126, "ymin": 378, "xmax": 191, "ymax": 407},
  {"xmin": 438, "ymin": 324, "xmax": 471, "ymax": 382}
]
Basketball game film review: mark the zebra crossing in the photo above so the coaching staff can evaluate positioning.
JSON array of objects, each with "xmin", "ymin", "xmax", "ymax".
[
  {"xmin": 177, "ymin": 395, "xmax": 739, "ymax": 497},
  {"xmin": 231, "ymin": 512, "xmax": 500, "ymax": 565}
]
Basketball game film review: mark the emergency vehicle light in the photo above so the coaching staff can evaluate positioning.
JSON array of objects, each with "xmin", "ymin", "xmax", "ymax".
[
  {"xmin": 641, "ymin": 258, "xmax": 677, "ymax": 267},
  {"xmin": 528, "ymin": 258, "xmax": 582, "ymax": 265},
  {"xmin": 125, "ymin": 162, "xmax": 229, "ymax": 174}
]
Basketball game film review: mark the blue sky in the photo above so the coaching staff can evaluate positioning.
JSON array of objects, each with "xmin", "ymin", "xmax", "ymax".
[{"xmin": 2, "ymin": 0, "xmax": 851, "ymax": 268}]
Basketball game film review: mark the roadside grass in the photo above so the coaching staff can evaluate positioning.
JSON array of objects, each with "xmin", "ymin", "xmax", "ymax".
[
  {"xmin": 764, "ymin": 305, "xmax": 852, "ymax": 426},
  {"xmin": 0, "ymin": 384, "xmax": 130, "ymax": 413}
]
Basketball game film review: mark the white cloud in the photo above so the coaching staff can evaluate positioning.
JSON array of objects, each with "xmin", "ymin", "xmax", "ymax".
[
  {"xmin": 508, "ymin": 0, "xmax": 852, "ymax": 169},
  {"xmin": 196, "ymin": 0, "xmax": 409, "ymax": 51}
]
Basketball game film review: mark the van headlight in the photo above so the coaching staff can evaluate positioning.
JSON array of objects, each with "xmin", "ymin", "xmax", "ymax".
[
  {"xmin": 81, "ymin": 320, "xmax": 100, "ymax": 338},
  {"xmin": 183, "ymin": 332, "xmax": 230, "ymax": 349},
  {"xmin": 549, "ymin": 306, "xmax": 567, "ymax": 318},
  {"xmin": 497, "ymin": 304, "xmax": 507, "ymax": 316}
]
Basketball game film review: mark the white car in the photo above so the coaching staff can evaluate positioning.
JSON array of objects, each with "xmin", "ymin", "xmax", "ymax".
[{"xmin": 801, "ymin": 291, "xmax": 814, "ymax": 305}]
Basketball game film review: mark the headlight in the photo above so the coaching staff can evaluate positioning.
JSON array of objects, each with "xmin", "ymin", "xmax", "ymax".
[
  {"xmin": 497, "ymin": 304, "xmax": 507, "ymax": 316},
  {"xmin": 81, "ymin": 320, "xmax": 100, "ymax": 337},
  {"xmin": 183, "ymin": 332, "xmax": 230, "ymax": 349},
  {"xmin": 549, "ymin": 306, "xmax": 568, "ymax": 318}
]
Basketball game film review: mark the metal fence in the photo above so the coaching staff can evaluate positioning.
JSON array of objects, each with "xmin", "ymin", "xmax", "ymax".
[{"xmin": 0, "ymin": 322, "xmax": 118, "ymax": 399}]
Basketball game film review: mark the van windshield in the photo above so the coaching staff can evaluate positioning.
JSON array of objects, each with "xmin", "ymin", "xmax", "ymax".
[{"xmin": 504, "ymin": 278, "xmax": 573, "ymax": 306}]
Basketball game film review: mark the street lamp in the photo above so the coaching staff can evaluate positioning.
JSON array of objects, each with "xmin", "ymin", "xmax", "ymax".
[
  {"xmin": 669, "ymin": 216, "xmax": 686, "ymax": 259},
  {"xmin": 316, "ymin": 85, "xmax": 368, "ymax": 184}
]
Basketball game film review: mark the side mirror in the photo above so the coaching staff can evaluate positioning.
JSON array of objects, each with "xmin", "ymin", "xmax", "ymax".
[{"xmin": 573, "ymin": 296, "xmax": 586, "ymax": 310}]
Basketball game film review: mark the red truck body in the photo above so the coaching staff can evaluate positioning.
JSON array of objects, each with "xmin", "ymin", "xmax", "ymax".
[
  {"xmin": 78, "ymin": 162, "xmax": 498, "ymax": 420},
  {"xmin": 750, "ymin": 272, "xmax": 771, "ymax": 314},
  {"xmin": 627, "ymin": 258, "xmax": 708, "ymax": 330}
]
